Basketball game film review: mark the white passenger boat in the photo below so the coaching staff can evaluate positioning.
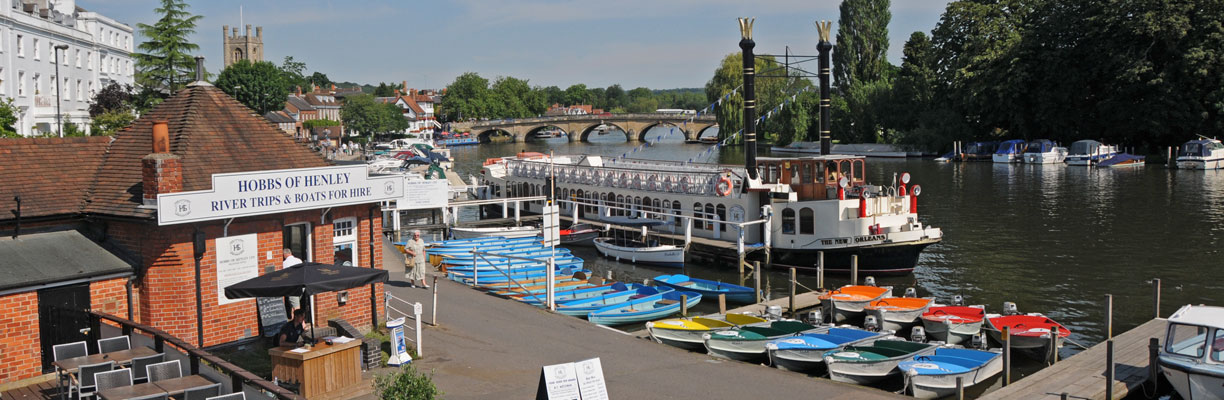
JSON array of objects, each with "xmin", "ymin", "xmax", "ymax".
[
  {"xmin": 1022, "ymin": 139, "xmax": 1068, "ymax": 164},
  {"xmin": 1176, "ymin": 137, "xmax": 1224, "ymax": 170},
  {"xmin": 1065, "ymin": 140, "xmax": 1119, "ymax": 166},
  {"xmin": 593, "ymin": 237, "xmax": 684, "ymax": 268},
  {"xmin": 451, "ymin": 226, "xmax": 541, "ymax": 239},
  {"xmin": 1160, "ymin": 304, "xmax": 1224, "ymax": 399}
]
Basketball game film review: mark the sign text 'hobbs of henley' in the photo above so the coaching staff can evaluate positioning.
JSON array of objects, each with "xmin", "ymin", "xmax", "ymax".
[{"xmin": 157, "ymin": 165, "xmax": 404, "ymax": 225}]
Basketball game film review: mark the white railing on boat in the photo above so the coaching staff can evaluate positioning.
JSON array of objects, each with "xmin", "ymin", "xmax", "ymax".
[{"xmin": 504, "ymin": 159, "xmax": 743, "ymax": 196}]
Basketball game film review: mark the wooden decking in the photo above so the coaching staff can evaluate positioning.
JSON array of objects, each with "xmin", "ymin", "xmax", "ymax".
[
  {"xmin": 983, "ymin": 318, "xmax": 1166, "ymax": 400},
  {"xmin": 1, "ymin": 377, "xmax": 60, "ymax": 400}
]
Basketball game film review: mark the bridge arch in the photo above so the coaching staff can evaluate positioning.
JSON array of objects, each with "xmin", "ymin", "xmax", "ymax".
[
  {"xmin": 523, "ymin": 125, "xmax": 568, "ymax": 143},
  {"xmin": 694, "ymin": 124, "xmax": 719, "ymax": 140},
  {"xmin": 476, "ymin": 128, "xmax": 517, "ymax": 143},
  {"xmin": 636, "ymin": 122, "xmax": 691, "ymax": 142},
  {"xmin": 578, "ymin": 122, "xmax": 630, "ymax": 143}
]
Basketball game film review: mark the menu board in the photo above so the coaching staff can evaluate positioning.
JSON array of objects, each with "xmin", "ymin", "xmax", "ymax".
[{"xmin": 256, "ymin": 297, "xmax": 287, "ymax": 337}]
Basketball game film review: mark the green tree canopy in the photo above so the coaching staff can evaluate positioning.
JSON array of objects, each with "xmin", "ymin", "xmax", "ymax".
[
  {"xmin": 833, "ymin": 0, "xmax": 893, "ymax": 90},
  {"xmin": 135, "ymin": 0, "xmax": 203, "ymax": 96},
  {"xmin": 308, "ymin": 72, "xmax": 332, "ymax": 88},
  {"xmin": 342, "ymin": 94, "xmax": 408, "ymax": 137},
  {"xmin": 705, "ymin": 53, "xmax": 813, "ymax": 143},
  {"xmin": 215, "ymin": 60, "xmax": 290, "ymax": 114},
  {"xmin": 0, "ymin": 97, "xmax": 19, "ymax": 138}
]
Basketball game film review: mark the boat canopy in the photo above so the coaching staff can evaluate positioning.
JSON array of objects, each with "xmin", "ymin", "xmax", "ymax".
[
  {"xmin": 995, "ymin": 139, "xmax": 1026, "ymax": 154},
  {"xmin": 965, "ymin": 141, "xmax": 999, "ymax": 155},
  {"xmin": 1025, "ymin": 139, "xmax": 1056, "ymax": 153},
  {"xmin": 1180, "ymin": 139, "xmax": 1224, "ymax": 157},
  {"xmin": 1168, "ymin": 305, "xmax": 1224, "ymax": 329},
  {"xmin": 1069, "ymin": 140, "xmax": 1104, "ymax": 155}
]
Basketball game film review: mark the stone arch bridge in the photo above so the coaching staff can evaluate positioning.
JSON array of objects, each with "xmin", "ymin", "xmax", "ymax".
[{"xmin": 450, "ymin": 113, "xmax": 718, "ymax": 143}]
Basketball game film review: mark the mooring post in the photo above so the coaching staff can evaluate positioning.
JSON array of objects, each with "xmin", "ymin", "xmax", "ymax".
[
  {"xmin": 718, "ymin": 293, "xmax": 727, "ymax": 314},
  {"xmin": 789, "ymin": 267, "xmax": 797, "ymax": 317},
  {"xmin": 738, "ymin": 253, "xmax": 746, "ymax": 285},
  {"xmin": 1149, "ymin": 338, "xmax": 1160, "ymax": 389},
  {"xmin": 1061, "ymin": 393, "xmax": 1068, "ymax": 400},
  {"xmin": 754, "ymin": 261, "xmax": 762, "ymax": 304},
  {"xmin": 606, "ymin": 270, "xmax": 613, "ymax": 281},
  {"xmin": 1153, "ymin": 278, "xmax": 1161, "ymax": 318},
  {"xmin": 681, "ymin": 294, "xmax": 689, "ymax": 317},
  {"xmin": 1107, "ymin": 294, "xmax": 1114, "ymax": 339},
  {"xmin": 1003, "ymin": 326, "xmax": 1011, "ymax": 387},
  {"xmin": 1050, "ymin": 325, "xmax": 1059, "ymax": 364},
  {"xmin": 956, "ymin": 376, "xmax": 964, "ymax": 400},
  {"xmin": 432, "ymin": 276, "xmax": 439, "ymax": 326},
  {"xmin": 817, "ymin": 251, "xmax": 825, "ymax": 290},
  {"xmin": 1107, "ymin": 339, "xmax": 1115, "ymax": 399},
  {"xmin": 851, "ymin": 255, "xmax": 859, "ymax": 286}
]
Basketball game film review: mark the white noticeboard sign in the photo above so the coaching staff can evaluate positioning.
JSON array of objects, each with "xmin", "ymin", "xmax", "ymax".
[
  {"xmin": 157, "ymin": 165, "xmax": 404, "ymax": 225},
  {"xmin": 386, "ymin": 317, "xmax": 412, "ymax": 366},
  {"xmin": 541, "ymin": 205, "xmax": 560, "ymax": 247},
  {"xmin": 396, "ymin": 179, "xmax": 450, "ymax": 210},
  {"xmin": 538, "ymin": 358, "xmax": 608, "ymax": 400},
  {"xmin": 215, "ymin": 234, "xmax": 260, "ymax": 305}
]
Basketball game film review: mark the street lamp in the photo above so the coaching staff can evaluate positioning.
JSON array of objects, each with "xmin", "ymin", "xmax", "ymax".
[{"xmin": 53, "ymin": 44, "xmax": 68, "ymax": 137}]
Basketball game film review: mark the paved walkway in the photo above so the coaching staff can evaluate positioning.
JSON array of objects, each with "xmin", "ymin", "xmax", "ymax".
[{"xmin": 379, "ymin": 238, "xmax": 902, "ymax": 399}]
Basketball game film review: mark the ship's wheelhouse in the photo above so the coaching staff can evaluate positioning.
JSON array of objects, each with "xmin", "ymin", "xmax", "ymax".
[{"xmin": 755, "ymin": 156, "xmax": 866, "ymax": 201}]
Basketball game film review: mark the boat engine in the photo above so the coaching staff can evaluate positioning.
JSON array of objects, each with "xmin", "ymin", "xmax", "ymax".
[
  {"xmin": 1003, "ymin": 302, "xmax": 1020, "ymax": 315},
  {"xmin": 952, "ymin": 295, "xmax": 965, "ymax": 306},
  {"xmin": 971, "ymin": 332, "xmax": 987, "ymax": 349},
  {"xmin": 765, "ymin": 305, "xmax": 783, "ymax": 321},
  {"xmin": 864, "ymin": 315, "xmax": 880, "ymax": 332},
  {"xmin": 911, "ymin": 326, "xmax": 927, "ymax": 343},
  {"xmin": 864, "ymin": 276, "xmax": 877, "ymax": 287},
  {"xmin": 804, "ymin": 309, "xmax": 824, "ymax": 325},
  {"xmin": 903, "ymin": 287, "xmax": 917, "ymax": 298}
]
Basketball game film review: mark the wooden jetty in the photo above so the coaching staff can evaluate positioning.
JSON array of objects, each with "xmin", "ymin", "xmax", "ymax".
[{"xmin": 983, "ymin": 318, "xmax": 1165, "ymax": 400}]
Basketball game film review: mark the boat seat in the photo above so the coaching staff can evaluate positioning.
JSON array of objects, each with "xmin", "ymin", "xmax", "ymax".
[
  {"xmin": 676, "ymin": 282, "xmax": 697, "ymax": 286},
  {"xmin": 629, "ymin": 294, "xmax": 651, "ymax": 300},
  {"xmin": 656, "ymin": 299, "xmax": 679, "ymax": 306}
]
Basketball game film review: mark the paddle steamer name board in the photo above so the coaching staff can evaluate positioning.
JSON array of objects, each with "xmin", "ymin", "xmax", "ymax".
[{"xmin": 158, "ymin": 165, "xmax": 404, "ymax": 225}]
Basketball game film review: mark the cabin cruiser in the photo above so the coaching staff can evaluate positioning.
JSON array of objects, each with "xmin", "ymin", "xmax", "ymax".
[
  {"xmin": 1022, "ymin": 139, "xmax": 1067, "ymax": 164},
  {"xmin": 959, "ymin": 141, "xmax": 998, "ymax": 162},
  {"xmin": 993, "ymin": 139, "xmax": 1027, "ymax": 163},
  {"xmin": 1066, "ymin": 140, "xmax": 1119, "ymax": 166},
  {"xmin": 1159, "ymin": 305, "xmax": 1224, "ymax": 399},
  {"xmin": 1176, "ymin": 138, "xmax": 1224, "ymax": 170}
]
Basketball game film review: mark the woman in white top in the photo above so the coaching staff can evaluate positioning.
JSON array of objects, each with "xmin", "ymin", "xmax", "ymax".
[{"xmin": 404, "ymin": 230, "xmax": 430, "ymax": 288}]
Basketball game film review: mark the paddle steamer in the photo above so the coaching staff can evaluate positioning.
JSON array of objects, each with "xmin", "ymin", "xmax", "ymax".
[{"xmin": 474, "ymin": 20, "xmax": 943, "ymax": 275}]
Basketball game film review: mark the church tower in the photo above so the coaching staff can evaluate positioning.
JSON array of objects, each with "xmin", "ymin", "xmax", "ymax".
[{"xmin": 222, "ymin": 24, "xmax": 263, "ymax": 68}]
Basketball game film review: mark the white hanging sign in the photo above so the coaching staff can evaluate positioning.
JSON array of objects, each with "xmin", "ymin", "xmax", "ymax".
[{"xmin": 216, "ymin": 234, "xmax": 259, "ymax": 305}]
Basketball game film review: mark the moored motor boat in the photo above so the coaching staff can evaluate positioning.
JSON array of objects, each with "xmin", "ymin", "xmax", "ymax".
[
  {"xmin": 559, "ymin": 223, "xmax": 601, "ymax": 246},
  {"xmin": 985, "ymin": 312, "xmax": 1070, "ymax": 361},
  {"xmin": 864, "ymin": 297, "xmax": 934, "ymax": 332},
  {"xmin": 703, "ymin": 321, "xmax": 824, "ymax": 363},
  {"xmin": 766, "ymin": 327, "xmax": 889, "ymax": 372},
  {"xmin": 451, "ymin": 226, "xmax": 542, "ymax": 239},
  {"xmin": 901, "ymin": 348, "xmax": 1003, "ymax": 399},
  {"xmin": 651, "ymin": 274, "xmax": 758, "ymax": 304},
  {"xmin": 958, "ymin": 141, "xmax": 999, "ymax": 162},
  {"xmin": 1022, "ymin": 139, "xmax": 1068, "ymax": 164},
  {"xmin": 1066, "ymin": 140, "xmax": 1119, "ymax": 166},
  {"xmin": 1097, "ymin": 153, "xmax": 1146, "ymax": 168},
  {"xmin": 1176, "ymin": 137, "xmax": 1224, "ymax": 169},
  {"xmin": 1159, "ymin": 304, "xmax": 1224, "ymax": 400},
  {"xmin": 823, "ymin": 340, "xmax": 939, "ymax": 384},
  {"xmin": 820, "ymin": 285, "xmax": 894, "ymax": 323},
  {"xmin": 920, "ymin": 306, "xmax": 986, "ymax": 345},
  {"xmin": 587, "ymin": 290, "xmax": 701, "ymax": 325},
  {"xmin": 555, "ymin": 286, "xmax": 672, "ymax": 317},
  {"xmin": 593, "ymin": 237, "xmax": 685, "ymax": 268},
  {"xmin": 992, "ymin": 139, "xmax": 1027, "ymax": 163},
  {"xmin": 646, "ymin": 313, "xmax": 769, "ymax": 350}
]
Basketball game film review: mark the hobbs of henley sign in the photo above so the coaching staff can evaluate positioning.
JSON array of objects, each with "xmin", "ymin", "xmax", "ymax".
[
  {"xmin": 216, "ymin": 234, "xmax": 259, "ymax": 305},
  {"xmin": 157, "ymin": 165, "xmax": 404, "ymax": 225}
]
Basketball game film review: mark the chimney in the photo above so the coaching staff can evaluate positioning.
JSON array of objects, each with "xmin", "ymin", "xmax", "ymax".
[
  {"xmin": 296, "ymin": 86, "xmax": 302, "ymax": 96},
  {"xmin": 330, "ymin": 84, "xmax": 336, "ymax": 92},
  {"xmin": 409, "ymin": 89, "xmax": 417, "ymax": 97},
  {"xmin": 141, "ymin": 120, "xmax": 182, "ymax": 206},
  {"xmin": 188, "ymin": 56, "xmax": 209, "ymax": 87},
  {"xmin": 394, "ymin": 89, "xmax": 400, "ymax": 96},
  {"xmin": 245, "ymin": 24, "xmax": 252, "ymax": 37},
  {"xmin": 738, "ymin": 18, "xmax": 759, "ymax": 180},
  {"xmin": 402, "ymin": 81, "xmax": 407, "ymax": 91}
]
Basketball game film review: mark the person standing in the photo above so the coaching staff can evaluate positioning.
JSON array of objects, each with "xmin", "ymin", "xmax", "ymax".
[
  {"xmin": 283, "ymin": 248, "xmax": 304, "ymax": 312},
  {"xmin": 403, "ymin": 230, "xmax": 430, "ymax": 288}
]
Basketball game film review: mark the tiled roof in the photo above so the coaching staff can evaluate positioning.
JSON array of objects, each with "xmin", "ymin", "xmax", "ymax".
[
  {"xmin": 399, "ymin": 96, "xmax": 426, "ymax": 114},
  {"xmin": 264, "ymin": 110, "xmax": 296, "ymax": 124},
  {"xmin": 85, "ymin": 83, "xmax": 330, "ymax": 219},
  {"xmin": 286, "ymin": 96, "xmax": 315, "ymax": 111},
  {"xmin": 0, "ymin": 136, "xmax": 113, "ymax": 220}
]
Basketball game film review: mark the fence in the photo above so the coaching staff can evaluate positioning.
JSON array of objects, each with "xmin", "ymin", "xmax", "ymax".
[{"xmin": 384, "ymin": 292, "xmax": 426, "ymax": 357}]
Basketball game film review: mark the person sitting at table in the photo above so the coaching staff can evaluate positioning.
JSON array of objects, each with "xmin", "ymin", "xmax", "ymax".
[{"xmin": 276, "ymin": 309, "xmax": 313, "ymax": 347}]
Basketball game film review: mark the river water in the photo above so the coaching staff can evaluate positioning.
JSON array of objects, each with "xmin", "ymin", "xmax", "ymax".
[{"xmin": 442, "ymin": 128, "xmax": 1224, "ymax": 368}]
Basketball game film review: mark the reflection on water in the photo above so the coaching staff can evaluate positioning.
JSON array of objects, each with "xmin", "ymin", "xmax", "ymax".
[{"xmin": 445, "ymin": 135, "xmax": 1224, "ymax": 357}]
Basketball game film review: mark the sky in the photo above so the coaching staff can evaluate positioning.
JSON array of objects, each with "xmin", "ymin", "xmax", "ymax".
[{"xmin": 85, "ymin": 0, "xmax": 952, "ymax": 90}]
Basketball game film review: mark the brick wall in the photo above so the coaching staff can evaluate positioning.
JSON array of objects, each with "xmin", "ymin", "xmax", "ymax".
[
  {"xmin": 90, "ymin": 278, "xmax": 130, "ymax": 327},
  {"xmin": 0, "ymin": 292, "xmax": 40, "ymax": 383}
]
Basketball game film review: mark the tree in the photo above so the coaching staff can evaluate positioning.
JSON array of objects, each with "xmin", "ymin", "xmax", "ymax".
[
  {"xmin": 439, "ymin": 72, "xmax": 491, "ymax": 121},
  {"xmin": 279, "ymin": 56, "xmax": 309, "ymax": 92},
  {"xmin": 889, "ymin": 32, "xmax": 936, "ymax": 133},
  {"xmin": 605, "ymin": 84, "xmax": 628, "ymax": 110},
  {"xmin": 215, "ymin": 60, "xmax": 290, "ymax": 114},
  {"xmin": 541, "ymin": 86, "xmax": 565, "ymax": 105},
  {"xmin": 135, "ymin": 0, "xmax": 203, "ymax": 96},
  {"xmin": 704, "ymin": 53, "xmax": 811, "ymax": 143},
  {"xmin": 833, "ymin": 0, "xmax": 893, "ymax": 90},
  {"xmin": 62, "ymin": 122, "xmax": 87, "ymax": 137},
  {"xmin": 91, "ymin": 110, "xmax": 137, "ymax": 136},
  {"xmin": 308, "ymin": 72, "xmax": 332, "ymax": 88},
  {"xmin": 342, "ymin": 94, "xmax": 408, "ymax": 137},
  {"xmin": 626, "ymin": 97, "xmax": 659, "ymax": 113},
  {"xmin": 89, "ymin": 83, "xmax": 135, "ymax": 117},
  {"xmin": 564, "ymin": 84, "xmax": 590, "ymax": 105},
  {"xmin": 0, "ymin": 97, "xmax": 19, "ymax": 138}
]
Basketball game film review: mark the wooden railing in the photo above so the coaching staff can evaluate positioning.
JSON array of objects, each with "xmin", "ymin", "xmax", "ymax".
[{"xmin": 87, "ymin": 311, "xmax": 306, "ymax": 400}]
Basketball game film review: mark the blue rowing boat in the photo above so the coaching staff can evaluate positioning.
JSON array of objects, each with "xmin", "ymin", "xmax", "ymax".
[
  {"xmin": 652, "ymin": 274, "xmax": 758, "ymax": 304},
  {"xmin": 515, "ymin": 283, "xmax": 645, "ymax": 306},
  {"xmin": 900, "ymin": 348, "xmax": 1002, "ymax": 399},
  {"xmin": 555, "ymin": 286, "xmax": 673, "ymax": 317},
  {"xmin": 587, "ymin": 291, "xmax": 702, "ymax": 325}
]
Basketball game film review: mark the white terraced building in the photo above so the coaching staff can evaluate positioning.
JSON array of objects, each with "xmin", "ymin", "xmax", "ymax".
[{"xmin": 1, "ymin": 0, "xmax": 134, "ymax": 136}]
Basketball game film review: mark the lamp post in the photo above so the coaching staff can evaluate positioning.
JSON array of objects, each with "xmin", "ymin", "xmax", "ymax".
[{"xmin": 54, "ymin": 44, "xmax": 69, "ymax": 137}]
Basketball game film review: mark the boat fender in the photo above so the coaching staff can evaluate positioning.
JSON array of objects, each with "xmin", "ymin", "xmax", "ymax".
[{"xmin": 716, "ymin": 176, "xmax": 733, "ymax": 196}]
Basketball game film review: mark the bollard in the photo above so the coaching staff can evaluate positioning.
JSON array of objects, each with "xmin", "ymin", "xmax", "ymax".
[
  {"xmin": 1106, "ymin": 294, "xmax": 1113, "ymax": 339},
  {"xmin": 718, "ymin": 294, "xmax": 727, "ymax": 315},
  {"xmin": 1148, "ymin": 338, "xmax": 1160, "ymax": 391},
  {"xmin": 754, "ymin": 261, "xmax": 762, "ymax": 304},
  {"xmin": 432, "ymin": 276, "xmax": 439, "ymax": 326},
  {"xmin": 1049, "ymin": 326, "xmax": 1059, "ymax": 364},
  {"xmin": 1153, "ymin": 278, "xmax": 1161, "ymax": 318},
  {"xmin": 789, "ymin": 267, "xmax": 797, "ymax": 317},
  {"xmin": 1106, "ymin": 339, "xmax": 1115, "ymax": 399},
  {"xmin": 1061, "ymin": 393, "xmax": 1068, "ymax": 400},
  {"xmin": 817, "ymin": 251, "xmax": 825, "ymax": 290},
  {"xmin": 739, "ymin": 254, "xmax": 746, "ymax": 284},
  {"xmin": 1002, "ymin": 326, "xmax": 1011, "ymax": 387},
  {"xmin": 851, "ymin": 255, "xmax": 859, "ymax": 286},
  {"xmin": 681, "ymin": 294, "xmax": 689, "ymax": 317},
  {"xmin": 956, "ymin": 376, "xmax": 964, "ymax": 400}
]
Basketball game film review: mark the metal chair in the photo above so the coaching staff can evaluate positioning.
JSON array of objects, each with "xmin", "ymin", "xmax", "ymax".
[
  {"xmin": 145, "ymin": 360, "xmax": 182, "ymax": 383},
  {"xmin": 183, "ymin": 383, "xmax": 222, "ymax": 400},
  {"xmin": 205, "ymin": 393, "xmax": 246, "ymax": 400},
  {"xmin": 73, "ymin": 361, "xmax": 114, "ymax": 400},
  {"xmin": 97, "ymin": 336, "xmax": 131, "ymax": 354},
  {"xmin": 127, "ymin": 394, "xmax": 169, "ymax": 400},
  {"xmin": 52, "ymin": 341, "xmax": 88, "ymax": 397},
  {"xmin": 93, "ymin": 368, "xmax": 132, "ymax": 392},
  {"xmin": 130, "ymin": 353, "xmax": 165, "ymax": 383}
]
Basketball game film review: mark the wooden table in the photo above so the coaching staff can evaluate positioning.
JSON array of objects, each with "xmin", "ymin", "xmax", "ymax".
[
  {"xmin": 98, "ymin": 382, "xmax": 165, "ymax": 400},
  {"xmin": 53, "ymin": 347, "xmax": 159, "ymax": 373},
  {"xmin": 153, "ymin": 375, "xmax": 214, "ymax": 397},
  {"xmin": 269, "ymin": 340, "xmax": 363, "ymax": 399},
  {"xmin": 96, "ymin": 375, "xmax": 213, "ymax": 400}
]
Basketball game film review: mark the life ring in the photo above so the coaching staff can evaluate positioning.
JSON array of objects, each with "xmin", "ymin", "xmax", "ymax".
[{"xmin": 716, "ymin": 176, "xmax": 733, "ymax": 196}]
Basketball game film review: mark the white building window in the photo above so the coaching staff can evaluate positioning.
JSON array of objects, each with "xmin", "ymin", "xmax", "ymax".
[
  {"xmin": 88, "ymin": 81, "xmax": 93, "ymax": 98},
  {"xmin": 332, "ymin": 218, "xmax": 358, "ymax": 267},
  {"xmin": 17, "ymin": 71, "xmax": 24, "ymax": 96},
  {"xmin": 0, "ymin": 68, "xmax": 5, "ymax": 95},
  {"xmin": 75, "ymin": 49, "xmax": 81, "ymax": 68},
  {"xmin": 32, "ymin": 73, "xmax": 40, "ymax": 95},
  {"xmin": 76, "ymin": 80, "xmax": 83, "ymax": 101},
  {"xmin": 16, "ymin": 34, "xmax": 23, "ymax": 57},
  {"xmin": 33, "ymin": 38, "xmax": 40, "ymax": 60},
  {"xmin": 87, "ymin": 51, "xmax": 92, "ymax": 70},
  {"xmin": 63, "ymin": 77, "xmax": 70, "ymax": 98}
]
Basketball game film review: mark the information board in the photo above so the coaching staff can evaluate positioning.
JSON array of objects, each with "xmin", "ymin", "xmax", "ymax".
[
  {"xmin": 387, "ymin": 318, "xmax": 412, "ymax": 366},
  {"xmin": 396, "ymin": 179, "xmax": 449, "ymax": 210},
  {"xmin": 541, "ymin": 205, "xmax": 560, "ymax": 247},
  {"xmin": 256, "ymin": 297, "xmax": 288, "ymax": 337},
  {"xmin": 574, "ymin": 358, "xmax": 609, "ymax": 400},
  {"xmin": 216, "ymin": 234, "xmax": 260, "ymax": 305},
  {"xmin": 537, "ymin": 357, "xmax": 608, "ymax": 400},
  {"xmin": 539, "ymin": 362, "xmax": 580, "ymax": 400}
]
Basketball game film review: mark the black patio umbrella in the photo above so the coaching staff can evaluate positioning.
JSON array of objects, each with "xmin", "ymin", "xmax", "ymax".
[{"xmin": 224, "ymin": 262, "xmax": 388, "ymax": 341}]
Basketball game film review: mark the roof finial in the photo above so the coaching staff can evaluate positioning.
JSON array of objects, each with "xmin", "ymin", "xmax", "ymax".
[{"xmin": 738, "ymin": 17, "xmax": 754, "ymax": 40}]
